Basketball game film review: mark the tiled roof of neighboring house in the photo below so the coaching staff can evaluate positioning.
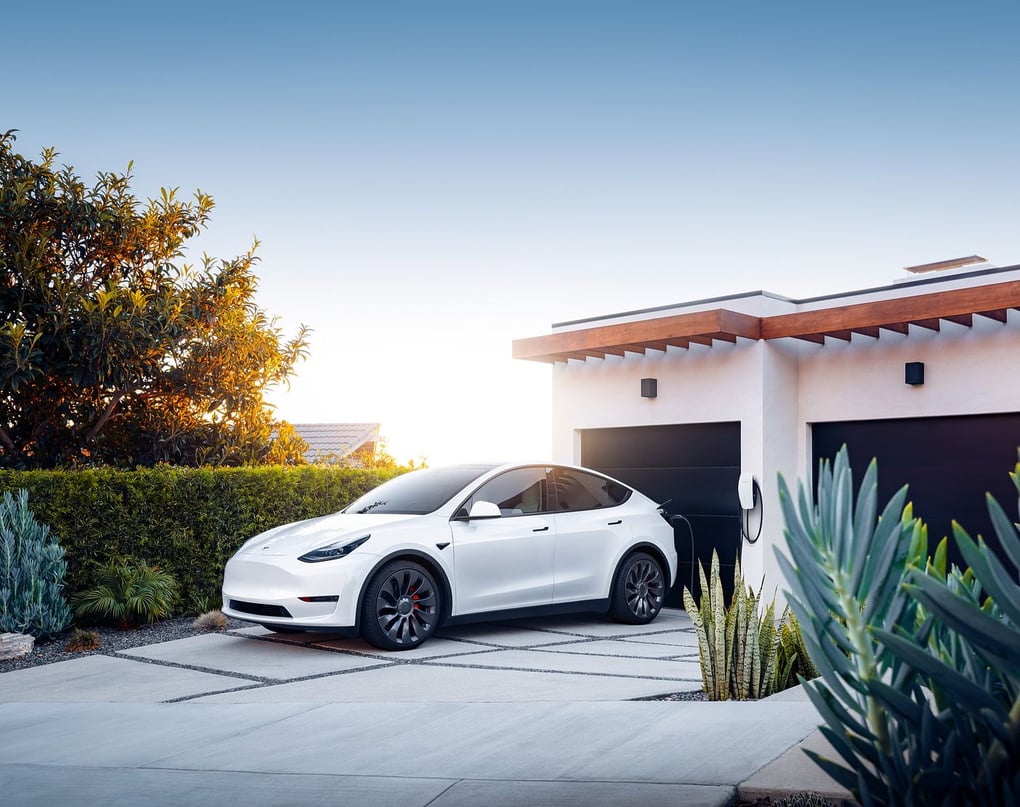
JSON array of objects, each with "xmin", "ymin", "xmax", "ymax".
[{"xmin": 290, "ymin": 423, "xmax": 379, "ymax": 463}]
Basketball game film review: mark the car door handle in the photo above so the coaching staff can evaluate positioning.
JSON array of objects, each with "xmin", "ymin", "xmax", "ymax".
[
  {"xmin": 533, "ymin": 526, "xmax": 549, "ymax": 532},
  {"xmin": 608, "ymin": 520, "xmax": 622, "ymax": 525}
]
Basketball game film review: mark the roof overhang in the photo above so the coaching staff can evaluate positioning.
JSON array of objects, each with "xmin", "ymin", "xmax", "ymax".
[{"xmin": 513, "ymin": 279, "xmax": 1020, "ymax": 363}]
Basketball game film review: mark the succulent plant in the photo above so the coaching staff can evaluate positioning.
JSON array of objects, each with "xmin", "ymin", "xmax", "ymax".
[
  {"xmin": 683, "ymin": 549, "xmax": 808, "ymax": 700},
  {"xmin": 776, "ymin": 446, "xmax": 1020, "ymax": 805},
  {"xmin": 0, "ymin": 488, "xmax": 72, "ymax": 638}
]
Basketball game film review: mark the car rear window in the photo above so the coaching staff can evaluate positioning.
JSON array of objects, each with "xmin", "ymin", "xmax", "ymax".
[{"xmin": 343, "ymin": 465, "xmax": 496, "ymax": 515}]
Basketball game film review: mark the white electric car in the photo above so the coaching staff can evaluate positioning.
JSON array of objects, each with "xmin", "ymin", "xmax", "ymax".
[{"xmin": 222, "ymin": 463, "xmax": 677, "ymax": 650}]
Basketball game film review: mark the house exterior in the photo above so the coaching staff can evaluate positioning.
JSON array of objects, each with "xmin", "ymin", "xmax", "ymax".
[
  {"xmin": 513, "ymin": 258, "xmax": 1020, "ymax": 603},
  {"xmin": 290, "ymin": 423, "xmax": 380, "ymax": 465}
]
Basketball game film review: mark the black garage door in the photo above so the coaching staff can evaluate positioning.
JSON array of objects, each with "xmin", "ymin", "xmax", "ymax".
[
  {"xmin": 813, "ymin": 413, "xmax": 1020, "ymax": 570},
  {"xmin": 580, "ymin": 422, "xmax": 741, "ymax": 606}
]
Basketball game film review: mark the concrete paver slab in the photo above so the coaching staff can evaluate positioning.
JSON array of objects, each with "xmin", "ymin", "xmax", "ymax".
[
  {"xmin": 0, "ymin": 702, "xmax": 314, "ymax": 767},
  {"xmin": 229, "ymin": 625, "xmax": 348, "ymax": 644},
  {"xmin": 121, "ymin": 633, "xmax": 390, "ymax": 679},
  {"xmin": 504, "ymin": 609, "xmax": 693, "ymax": 638},
  {"xmin": 157, "ymin": 701, "xmax": 821, "ymax": 786},
  {"xmin": 309, "ymin": 635, "xmax": 495, "ymax": 659},
  {"xmin": 739, "ymin": 729, "xmax": 852, "ymax": 803},
  {"xmin": 191, "ymin": 662, "xmax": 688, "ymax": 703},
  {"xmin": 542, "ymin": 638, "xmax": 692, "ymax": 659},
  {"xmin": 618, "ymin": 631, "xmax": 700, "ymax": 649},
  {"xmin": 0, "ymin": 765, "xmax": 457, "ymax": 807},
  {"xmin": 0, "ymin": 655, "xmax": 250, "ymax": 703},
  {"xmin": 436, "ymin": 623, "xmax": 588, "ymax": 647},
  {"xmin": 431, "ymin": 779, "xmax": 734, "ymax": 807},
  {"xmin": 436, "ymin": 647, "xmax": 702, "ymax": 681}
]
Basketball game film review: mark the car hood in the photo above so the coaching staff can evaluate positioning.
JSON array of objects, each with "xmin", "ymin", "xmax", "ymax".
[{"xmin": 237, "ymin": 512, "xmax": 420, "ymax": 557}]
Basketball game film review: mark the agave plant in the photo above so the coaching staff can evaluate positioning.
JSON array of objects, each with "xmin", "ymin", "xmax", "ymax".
[
  {"xmin": 71, "ymin": 557, "xmax": 179, "ymax": 629},
  {"xmin": 777, "ymin": 446, "xmax": 1020, "ymax": 805}
]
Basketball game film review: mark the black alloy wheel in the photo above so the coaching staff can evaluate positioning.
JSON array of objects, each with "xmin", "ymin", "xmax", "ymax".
[
  {"xmin": 361, "ymin": 560, "xmax": 441, "ymax": 650},
  {"xmin": 610, "ymin": 551, "xmax": 665, "ymax": 624}
]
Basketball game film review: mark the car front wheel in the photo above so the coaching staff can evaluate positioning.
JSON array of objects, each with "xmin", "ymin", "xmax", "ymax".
[
  {"xmin": 360, "ymin": 560, "xmax": 441, "ymax": 650},
  {"xmin": 610, "ymin": 551, "xmax": 665, "ymax": 624}
]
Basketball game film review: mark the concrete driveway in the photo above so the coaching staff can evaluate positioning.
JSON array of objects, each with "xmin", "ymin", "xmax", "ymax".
[{"xmin": 0, "ymin": 609, "xmax": 848, "ymax": 805}]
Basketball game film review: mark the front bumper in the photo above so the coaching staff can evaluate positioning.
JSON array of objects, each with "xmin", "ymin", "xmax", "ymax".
[{"xmin": 221, "ymin": 550, "xmax": 378, "ymax": 631}]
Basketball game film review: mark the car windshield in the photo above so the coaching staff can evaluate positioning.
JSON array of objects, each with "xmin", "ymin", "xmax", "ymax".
[{"xmin": 343, "ymin": 465, "xmax": 497, "ymax": 515}]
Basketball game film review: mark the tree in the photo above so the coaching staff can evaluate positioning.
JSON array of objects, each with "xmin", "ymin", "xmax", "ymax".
[{"xmin": 0, "ymin": 130, "xmax": 310, "ymax": 468}]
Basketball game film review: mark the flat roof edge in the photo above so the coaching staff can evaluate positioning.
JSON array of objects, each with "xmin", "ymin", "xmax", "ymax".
[{"xmin": 550, "ymin": 263, "xmax": 1020, "ymax": 330}]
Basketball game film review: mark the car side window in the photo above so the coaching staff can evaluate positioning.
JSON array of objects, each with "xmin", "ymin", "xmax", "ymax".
[
  {"xmin": 552, "ymin": 468, "xmax": 631, "ymax": 512},
  {"xmin": 462, "ymin": 467, "xmax": 550, "ymax": 516}
]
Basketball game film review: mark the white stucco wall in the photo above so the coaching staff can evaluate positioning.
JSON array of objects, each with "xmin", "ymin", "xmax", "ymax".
[{"xmin": 545, "ymin": 268, "xmax": 1020, "ymax": 600}]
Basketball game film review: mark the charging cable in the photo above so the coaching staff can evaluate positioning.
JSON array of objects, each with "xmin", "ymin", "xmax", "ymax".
[{"xmin": 669, "ymin": 513, "xmax": 696, "ymax": 595}]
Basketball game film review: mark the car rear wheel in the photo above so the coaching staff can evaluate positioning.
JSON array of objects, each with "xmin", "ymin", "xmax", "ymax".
[
  {"xmin": 360, "ymin": 560, "xmax": 441, "ymax": 650},
  {"xmin": 610, "ymin": 551, "xmax": 665, "ymax": 624}
]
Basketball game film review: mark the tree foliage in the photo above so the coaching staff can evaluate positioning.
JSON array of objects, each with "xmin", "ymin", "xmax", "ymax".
[{"xmin": 0, "ymin": 130, "xmax": 310, "ymax": 467}]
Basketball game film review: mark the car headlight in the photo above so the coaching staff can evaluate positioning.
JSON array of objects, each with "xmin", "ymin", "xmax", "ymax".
[{"xmin": 298, "ymin": 535, "xmax": 370, "ymax": 563}]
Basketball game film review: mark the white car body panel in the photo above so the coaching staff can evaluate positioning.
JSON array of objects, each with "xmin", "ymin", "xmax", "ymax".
[
  {"xmin": 450, "ymin": 514, "xmax": 556, "ymax": 614},
  {"xmin": 551, "ymin": 509, "xmax": 634, "ymax": 603}
]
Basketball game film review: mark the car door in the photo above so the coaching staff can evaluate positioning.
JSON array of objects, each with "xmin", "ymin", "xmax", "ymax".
[
  {"xmin": 550, "ymin": 467, "xmax": 634, "ymax": 603},
  {"xmin": 449, "ymin": 466, "xmax": 556, "ymax": 615}
]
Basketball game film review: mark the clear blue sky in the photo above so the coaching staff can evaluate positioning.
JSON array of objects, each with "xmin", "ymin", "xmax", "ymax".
[{"xmin": 7, "ymin": 1, "xmax": 1020, "ymax": 463}]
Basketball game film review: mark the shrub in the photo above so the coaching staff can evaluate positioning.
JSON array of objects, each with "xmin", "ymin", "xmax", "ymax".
[
  {"xmin": 192, "ymin": 610, "xmax": 228, "ymax": 632},
  {"xmin": 777, "ymin": 446, "xmax": 1020, "ymax": 806},
  {"xmin": 683, "ymin": 550, "xmax": 810, "ymax": 700},
  {"xmin": 0, "ymin": 465, "xmax": 405, "ymax": 611},
  {"xmin": 0, "ymin": 488, "xmax": 72, "ymax": 638},
  {"xmin": 64, "ymin": 628, "xmax": 101, "ymax": 652},
  {"xmin": 71, "ymin": 557, "xmax": 179, "ymax": 629}
]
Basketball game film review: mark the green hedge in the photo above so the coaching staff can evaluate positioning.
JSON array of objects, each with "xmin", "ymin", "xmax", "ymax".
[{"xmin": 0, "ymin": 466, "xmax": 404, "ymax": 613}]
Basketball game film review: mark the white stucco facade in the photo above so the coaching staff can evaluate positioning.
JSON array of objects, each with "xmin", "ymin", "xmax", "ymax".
[{"xmin": 542, "ymin": 264, "xmax": 1020, "ymax": 592}]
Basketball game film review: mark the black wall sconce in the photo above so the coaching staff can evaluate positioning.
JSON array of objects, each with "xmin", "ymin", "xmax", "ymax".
[
  {"xmin": 905, "ymin": 362, "xmax": 925, "ymax": 386},
  {"xmin": 641, "ymin": 378, "xmax": 658, "ymax": 398}
]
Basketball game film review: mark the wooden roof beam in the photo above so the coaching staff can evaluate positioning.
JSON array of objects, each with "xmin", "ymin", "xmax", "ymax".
[
  {"xmin": 976, "ymin": 309, "xmax": 1008, "ymax": 323},
  {"xmin": 512, "ymin": 308, "xmax": 760, "ymax": 362},
  {"xmin": 761, "ymin": 279, "xmax": 1020, "ymax": 341},
  {"xmin": 943, "ymin": 314, "xmax": 973, "ymax": 327}
]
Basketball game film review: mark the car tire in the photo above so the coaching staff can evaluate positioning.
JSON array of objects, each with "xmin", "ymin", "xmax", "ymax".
[
  {"xmin": 609, "ymin": 551, "xmax": 665, "ymax": 624},
  {"xmin": 360, "ymin": 559, "xmax": 441, "ymax": 650}
]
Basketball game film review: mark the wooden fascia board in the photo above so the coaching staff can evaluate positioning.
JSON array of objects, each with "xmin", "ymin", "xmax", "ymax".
[
  {"xmin": 512, "ymin": 280, "xmax": 1020, "ymax": 363},
  {"xmin": 760, "ymin": 280, "xmax": 1020, "ymax": 341},
  {"xmin": 511, "ymin": 308, "xmax": 761, "ymax": 362}
]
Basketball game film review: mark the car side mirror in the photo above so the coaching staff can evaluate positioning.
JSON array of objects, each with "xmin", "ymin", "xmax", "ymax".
[{"xmin": 467, "ymin": 501, "xmax": 501, "ymax": 520}]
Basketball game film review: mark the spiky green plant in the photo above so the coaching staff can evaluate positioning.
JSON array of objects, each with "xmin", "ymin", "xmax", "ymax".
[
  {"xmin": 682, "ymin": 550, "xmax": 797, "ymax": 700},
  {"xmin": 775, "ymin": 607, "xmax": 820, "ymax": 692},
  {"xmin": 192, "ymin": 609, "xmax": 228, "ymax": 632},
  {"xmin": 64, "ymin": 627, "xmax": 101, "ymax": 652},
  {"xmin": 71, "ymin": 557, "xmax": 179, "ymax": 629},
  {"xmin": 0, "ymin": 488, "xmax": 72, "ymax": 638},
  {"xmin": 683, "ymin": 550, "xmax": 730, "ymax": 699},
  {"xmin": 777, "ymin": 446, "xmax": 1020, "ymax": 806}
]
